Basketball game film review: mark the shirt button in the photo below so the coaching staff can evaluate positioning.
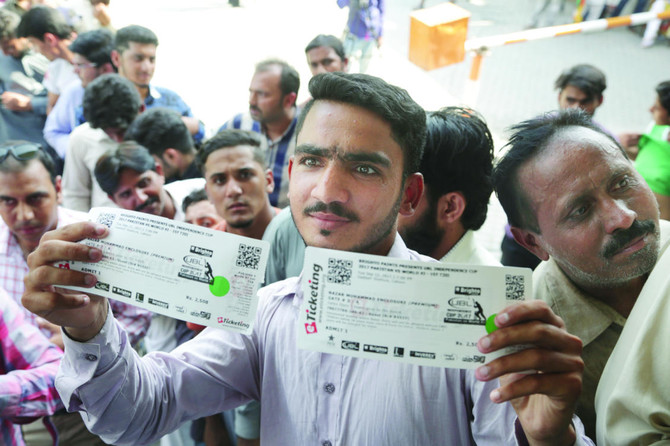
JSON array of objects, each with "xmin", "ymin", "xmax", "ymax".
[
  {"xmin": 84, "ymin": 353, "xmax": 98, "ymax": 361},
  {"xmin": 323, "ymin": 383, "xmax": 335, "ymax": 394},
  {"xmin": 322, "ymin": 441, "xmax": 332, "ymax": 446}
]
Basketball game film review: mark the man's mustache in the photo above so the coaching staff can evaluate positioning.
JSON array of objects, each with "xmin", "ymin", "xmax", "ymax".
[
  {"xmin": 602, "ymin": 219, "xmax": 656, "ymax": 258},
  {"xmin": 303, "ymin": 201, "xmax": 360, "ymax": 222},
  {"xmin": 135, "ymin": 195, "xmax": 158, "ymax": 212}
]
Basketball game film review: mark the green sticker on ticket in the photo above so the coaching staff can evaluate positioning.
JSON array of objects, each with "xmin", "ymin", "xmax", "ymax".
[
  {"xmin": 209, "ymin": 276, "xmax": 230, "ymax": 297},
  {"xmin": 485, "ymin": 314, "xmax": 498, "ymax": 334}
]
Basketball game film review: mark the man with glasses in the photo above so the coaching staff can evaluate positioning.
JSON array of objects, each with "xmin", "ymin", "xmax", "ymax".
[
  {"xmin": 0, "ymin": 140, "xmax": 150, "ymax": 445},
  {"xmin": 43, "ymin": 28, "xmax": 115, "ymax": 160}
]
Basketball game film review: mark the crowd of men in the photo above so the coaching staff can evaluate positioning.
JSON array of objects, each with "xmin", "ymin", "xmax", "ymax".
[{"xmin": 1, "ymin": 3, "xmax": 670, "ymax": 446}]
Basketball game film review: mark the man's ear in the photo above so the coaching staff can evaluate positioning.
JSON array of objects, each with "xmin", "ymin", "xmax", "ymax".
[
  {"xmin": 283, "ymin": 92, "xmax": 297, "ymax": 109},
  {"xmin": 510, "ymin": 226, "xmax": 549, "ymax": 261},
  {"xmin": 162, "ymin": 148, "xmax": 180, "ymax": 165},
  {"xmin": 154, "ymin": 161, "xmax": 164, "ymax": 177},
  {"xmin": 54, "ymin": 175, "xmax": 62, "ymax": 204},
  {"xmin": 399, "ymin": 173, "xmax": 424, "ymax": 216},
  {"xmin": 436, "ymin": 192, "xmax": 466, "ymax": 227},
  {"xmin": 110, "ymin": 49, "xmax": 120, "ymax": 69},
  {"xmin": 265, "ymin": 169, "xmax": 275, "ymax": 194},
  {"xmin": 43, "ymin": 33, "xmax": 57, "ymax": 47}
]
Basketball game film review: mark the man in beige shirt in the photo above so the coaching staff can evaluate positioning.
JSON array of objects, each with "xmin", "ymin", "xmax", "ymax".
[{"xmin": 493, "ymin": 108, "xmax": 669, "ymax": 441}]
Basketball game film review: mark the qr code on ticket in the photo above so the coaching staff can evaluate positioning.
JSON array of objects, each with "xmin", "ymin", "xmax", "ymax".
[
  {"xmin": 235, "ymin": 244, "xmax": 261, "ymax": 270},
  {"xmin": 96, "ymin": 212, "xmax": 116, "ymax": 228},
  {"xmin": 505, "ymin": 274, "xmax": 525, "ymax": 300},
  {"xmin": 327, "ymin": 258, "xmax": 352, "ymax": 285}
]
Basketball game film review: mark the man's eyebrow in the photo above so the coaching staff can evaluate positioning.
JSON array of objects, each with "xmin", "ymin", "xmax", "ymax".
[
  {"xmin": 295, "ymin": 144, "xmax": 332, "ymax": 157},
  {"xmin": 340, "ymin": 151, "xmax": 391, "ymax": 168},
  {"xmin": 26, "ymin": 191, "xmax": 49, "ymax": 199},
  {"xmin": 295, "ymin": 145, "xmax": 392, "ymax": 168}
]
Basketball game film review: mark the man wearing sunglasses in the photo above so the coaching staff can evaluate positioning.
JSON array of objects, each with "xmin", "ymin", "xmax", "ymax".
[{"xmin": 0, "ymin": 141, "xmax": 150, "ymax": 445}]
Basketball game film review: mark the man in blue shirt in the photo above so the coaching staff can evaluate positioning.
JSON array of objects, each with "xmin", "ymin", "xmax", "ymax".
[
  {"xmin": 111, "ymin": 25, "xmax": 204, "ymax": 143},
  {"xmin": 43, "ymin": 28, "xmax": 115, "ymax": 159},
  {"xmin": 219, "ymin": 59, "xmax": 299, "ymax": 208}
]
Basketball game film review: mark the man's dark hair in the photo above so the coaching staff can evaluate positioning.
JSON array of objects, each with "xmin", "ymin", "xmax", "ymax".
[
  {"xmin": 422, "ymin": 107, "xmax": 493, "ymax": 231},
  {"xmin": 656, "ymin": 80, "xmax": 670, "ymax": 113},
  {"xmin": 94, "ymin": 141, "xmax": 156, "ymax": 195},
  {"xmin": 554, "ymin": 64, "xmax": 607, "ymax": 102},
  {"xmin": 17, "ymin": 6, "xmax": 72, "ymax": 40},
  {"xmin": 0, "ymin": 141, "xmax": 57, "ymax": 184},
  {"xmin": 493, "ymin": 109, "xmax": 623, "ymax": 232},
  {"xmin": 69, "ymin": 28, "xmax": 114, "ymax": 67},
  {"xmin": 304, "ymin": 34, "xmax": 346, "ymax": 60},
  {"xmin": 124, "ymin": 108, "xmax": 193, "ymax": 158},
  {"xmin": 196, "ymin": 129, "xmax": 264, "ymax": 174},
  {"xmin": 255, "ymin": 58, "xmax": 300, "ymax": 97},
  {"xmin": 83, "ymin": 74, "xmax": 141, "ymax": 130},
  {"xmin": 182, "ymin": 187, "xmax": 209, "ymax": 213},
  {"xmin": 0, "ymin": 9, "xmax": 21, "ymax": 40},
  {"xmin": 114, "ymin": 24, "xmax": 158, "ymax": 53},
  {"xmin": 297, "ymin": 72, "xmax": 426, "ymax": 178}
]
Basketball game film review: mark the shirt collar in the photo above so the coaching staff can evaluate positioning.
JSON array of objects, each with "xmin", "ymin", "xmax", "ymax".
[
  {"xmin": 144, "ymin": 84, "xmax": 160, "ymax": 106},
  {"xmin": 534, "ymin": 258, "xmax": 625, "ymax": 346}
]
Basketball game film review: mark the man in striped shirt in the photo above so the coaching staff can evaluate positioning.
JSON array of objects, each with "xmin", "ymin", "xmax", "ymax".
[
  {"xmin": 0, "ymin": 289, "xmax": 63, "ymax": 446},
  {"xmin": 219, "ymin": 59, "xmax": 299, "ymax": 209},
  {"xmin": 0, "ymin": 140, "xmax": 149, "ymax": 445}
]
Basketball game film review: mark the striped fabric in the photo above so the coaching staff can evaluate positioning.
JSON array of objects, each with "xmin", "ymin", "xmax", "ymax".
[
  {"xmin": 0, "ymin": 291, "xmax": 63, "ymax": 446},
  {"xmin": 0, "ymin": 207, "xmax": 152, "ymax": 347}
]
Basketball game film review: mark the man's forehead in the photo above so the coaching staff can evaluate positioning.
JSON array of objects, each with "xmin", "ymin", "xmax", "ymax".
[
  {"xmin": 520, "ymin": 126, "xmax": 627, "ymax": 199},
  {"xmin": 308, "ymin": 46, "xmax": 338, "ymax": 59},
  {"xmin": 208, "ymin": 145, "xmax": 259, "ymax": 163},
  {"xmin": 123, "ymin": 42, "xmax": 156, "ymax": 55}
]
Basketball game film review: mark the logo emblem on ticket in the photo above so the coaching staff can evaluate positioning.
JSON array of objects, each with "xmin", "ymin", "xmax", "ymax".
[{"xmin": 443, "ymin": 295, "xmax": 487, "ymax": 326}]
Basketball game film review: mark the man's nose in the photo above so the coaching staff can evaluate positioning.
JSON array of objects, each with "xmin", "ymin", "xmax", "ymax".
[
  {"xmin": 310, "ymin": 164, "xmax": 349, "ymax": 204},
  {"xmin": 225, "ymin": 179, "xmax": 243, "ymax": 197},
  {"xmin": 603, "ymin": 199, "xmax": 636, "ymax": 234},
  {"xmin": 16, "ymin": 202, "xmax": 34, "ymax": 221}
]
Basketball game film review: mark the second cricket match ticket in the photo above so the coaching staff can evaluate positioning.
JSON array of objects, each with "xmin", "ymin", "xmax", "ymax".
[{"xmin": 297, "ymin": 247, "xmax": 532, "ymax": 369}]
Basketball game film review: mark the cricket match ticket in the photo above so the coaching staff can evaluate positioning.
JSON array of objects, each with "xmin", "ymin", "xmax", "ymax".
[
  {"xmin": 59, "ymin": 207, "xmax": 269, "ymax": 334},
  {"xmin": 297, "ymin": 247, "xmax": 532, "ymax": 369}
]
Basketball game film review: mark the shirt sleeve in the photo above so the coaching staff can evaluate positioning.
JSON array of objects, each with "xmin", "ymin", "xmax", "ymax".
[
  {"xmin": 0, "ymin": 295, "xmax": 63, "ymax": 422},
  {"xmin": 30, "ymin": 95, "xmax": 48, "ymax": 117},
  {"xmin": 62, "ymin": 129, "xmax": 93, "ymax": 212},
  {"xmin": 43, "ymin": 93, "xmax": 76, "ymax": 159},
  {"xmin": 57, "ymin": 303, "xmax": 259, "ymax": 446}
]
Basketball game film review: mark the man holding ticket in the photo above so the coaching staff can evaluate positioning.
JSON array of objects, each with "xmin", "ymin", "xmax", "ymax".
[
  {"xmin": 22, "ymin": 73, "xmax": 590, "ymax": 445},
  {"xmin": 493, "ymin": 109, "xmax": 670, "ymax": 444}
]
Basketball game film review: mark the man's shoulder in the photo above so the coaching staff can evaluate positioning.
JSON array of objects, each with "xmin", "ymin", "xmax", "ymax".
[
  {"xmin": 147, "ymin": 85, "xmax": 190, "ymax": 111},
  {"xmin": 220, "ymin": 112, "xmax": 261, "ymax": 133},
  {"xmin": 60, "ymin": 80, "xmax": 85, "ymax": 100},
  {"xmin": 658, "ymin": 219, "xmax": 670, "ymax": 254},
  {"xmin": 70, "ymin": 122, "xmax": 104, "ymax": 140}
]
